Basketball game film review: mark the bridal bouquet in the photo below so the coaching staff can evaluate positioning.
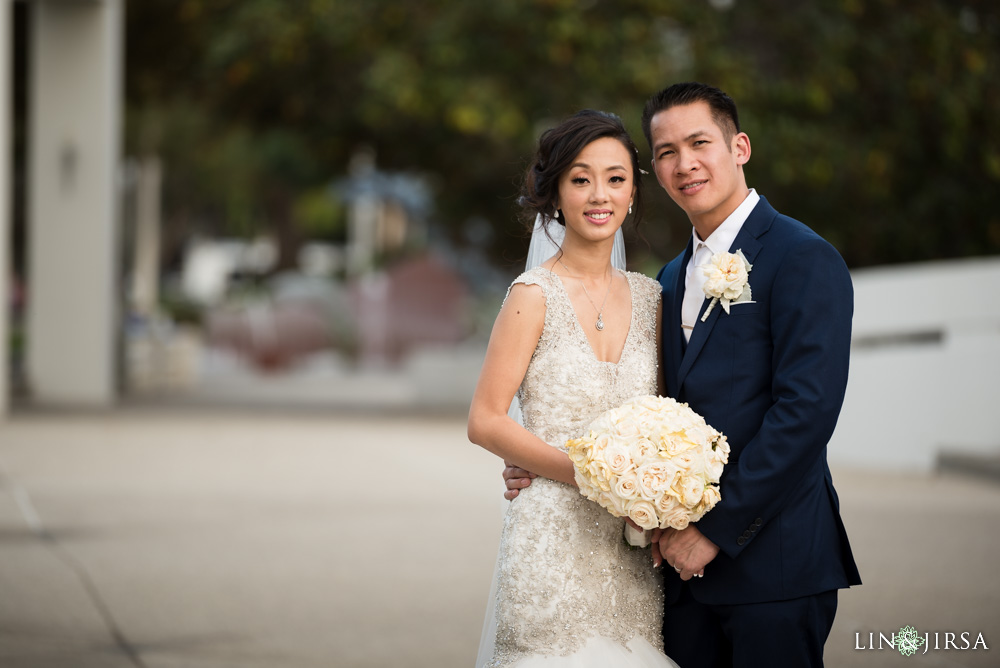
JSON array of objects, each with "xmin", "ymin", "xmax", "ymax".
[{"xmin": 566, "ymin": 395, "xmax": 729, "ymax": 543}]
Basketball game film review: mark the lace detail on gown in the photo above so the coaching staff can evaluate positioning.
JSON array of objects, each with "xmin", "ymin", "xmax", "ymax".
[{"xmin": 484, "ymin": 268, "xmax": 675, "ymax": 668}]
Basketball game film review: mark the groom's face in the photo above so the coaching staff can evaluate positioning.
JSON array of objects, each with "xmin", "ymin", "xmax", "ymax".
[{"xmin": 648, "ymin": 101, "xmax": 750, "ymax": 233}]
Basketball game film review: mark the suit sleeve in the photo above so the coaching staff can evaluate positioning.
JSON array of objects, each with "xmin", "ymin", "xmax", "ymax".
[{"xmin": 694, "ymin": 236, "xmax": 854, "ymax": 559}]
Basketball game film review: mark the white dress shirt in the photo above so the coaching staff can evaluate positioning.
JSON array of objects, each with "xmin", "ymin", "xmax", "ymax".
[{"xmin": 681, "ymin": 189, "xmax": 760, "ymax": 341}]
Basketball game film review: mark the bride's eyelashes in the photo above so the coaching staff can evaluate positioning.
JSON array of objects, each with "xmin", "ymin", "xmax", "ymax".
[{"xmin": 569, "ymin": 175, "xmax": 629, "ymax": 186}]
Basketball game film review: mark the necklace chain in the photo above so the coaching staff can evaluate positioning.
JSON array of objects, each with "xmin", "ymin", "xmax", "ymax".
[{"xmin": 557, "ymin": 259, "xmax": 613, "ymax": 331}]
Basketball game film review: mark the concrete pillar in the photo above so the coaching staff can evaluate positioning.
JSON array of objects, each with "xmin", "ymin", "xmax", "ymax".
[
  {"xmin": 131, "ymin": 155, "xmax": 161, "ymax": 316},
  {"xmin": 0, "ymin": 0, "xmax": 11, "ymax": 417},
  {"xmin": 26, "ymin": 0, "xmax": 122, "ymax": 406}
]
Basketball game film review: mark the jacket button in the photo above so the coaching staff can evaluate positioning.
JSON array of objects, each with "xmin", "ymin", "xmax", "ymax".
[
  {"xmin": 754, "ymin": 518, "xmax": 763, "ymax": 527},
  {"xmin": 737, "ymin": 536, "xmax": 746, "ymax": 545},
  {"xmin": 742, "ymin": 530, "xmax": 752, "ymax": 538},
  {"xmin": 749, "ymin": 525, "xmax": 757, "ymax": 533}
]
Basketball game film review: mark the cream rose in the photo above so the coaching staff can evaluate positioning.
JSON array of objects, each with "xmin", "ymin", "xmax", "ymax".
[
  {"xmin": 627, "ymin": 499, "xmax": 659, "ymax": 531},
  {"xmin": 614, "ymin": 473, "xmax": 641, "ymax": 501},
  {"xmin": 602, "ymin": 440, "xmax": 634, "ymax": 475},
  {"xmin": 637, "ymin": 461, "xmax": 678, "ymax": 498},
  {"xmin": 587, "ymin": 458, "xmax": 613, "ymax": 492},
  {"xmin": 659, "ymin": 502, "xmax": 691, "ymax": 530},
  {"xmin": 678, "ymin": 474, "xmax": 706, "ymax": 507},
  {"xmin": 655, "ymin": 491, "xmax": 680, "ymax": 515}
]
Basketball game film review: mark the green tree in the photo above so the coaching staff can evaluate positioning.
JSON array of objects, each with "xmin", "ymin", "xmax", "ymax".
[{"xmin": 125, "ymin": 0, "xmax": 1000, "ymax": 272}]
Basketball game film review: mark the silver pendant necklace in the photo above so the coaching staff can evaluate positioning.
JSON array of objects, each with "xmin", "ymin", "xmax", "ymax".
[{"xmin": 558, "ymin": 259, "xmax": 614, "ymax": 331}]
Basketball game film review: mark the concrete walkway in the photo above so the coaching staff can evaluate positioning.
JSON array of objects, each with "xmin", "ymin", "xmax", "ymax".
[{"xmin": 0, "ymin": 408, "xmax": 997, "ymax": 667}]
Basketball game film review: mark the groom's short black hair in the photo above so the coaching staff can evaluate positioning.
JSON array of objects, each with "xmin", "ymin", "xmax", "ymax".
[{"xmin": 641, "ymin": 82, "xmax": 741, "ymax": 149}]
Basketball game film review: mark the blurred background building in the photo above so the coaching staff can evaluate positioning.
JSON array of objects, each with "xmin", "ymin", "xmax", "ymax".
[{"xmin": 1, "ymin": 0, "xmax": 998, "ymax": 467}]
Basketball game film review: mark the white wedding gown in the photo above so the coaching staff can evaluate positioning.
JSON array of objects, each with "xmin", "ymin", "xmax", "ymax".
[{"xmin": 477, "ymin": 267, "xmax": 678, "ymax": 668}]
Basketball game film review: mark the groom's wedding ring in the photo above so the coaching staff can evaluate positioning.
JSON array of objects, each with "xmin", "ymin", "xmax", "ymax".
[{"xmin": 673, "ymin": 565, "xmax": 681, "ymax": 573}]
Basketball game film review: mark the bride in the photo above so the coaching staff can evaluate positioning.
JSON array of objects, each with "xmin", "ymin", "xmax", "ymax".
[{"xmin": 467, "ymin": 110, "xmax": 679, "ymax": 667}]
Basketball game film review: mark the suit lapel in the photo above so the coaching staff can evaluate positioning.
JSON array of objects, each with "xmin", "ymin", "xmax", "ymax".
[{"xmin": 676, "ymin": 198, "xmax": 776, "ymax": 392}]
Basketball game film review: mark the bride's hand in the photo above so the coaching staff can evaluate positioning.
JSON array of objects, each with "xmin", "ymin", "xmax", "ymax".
[
  {"xmin": 650, "ymin": 528, "xmax": 664, "ymax": 568},
  {"xmin": 502, "ymin": 460, "xmax": 537, "ymax": 500}
]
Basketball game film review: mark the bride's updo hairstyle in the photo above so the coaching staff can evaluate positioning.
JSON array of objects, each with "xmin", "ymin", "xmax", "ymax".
[{"xmin": 520, "ymin": 109, "xmax": 644, "ymax": 231}]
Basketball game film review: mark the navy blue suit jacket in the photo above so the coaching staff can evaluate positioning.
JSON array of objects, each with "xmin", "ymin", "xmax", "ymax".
[{"xmin": 657, "ymin": 197, "xmax": 862, "ymax": 606}]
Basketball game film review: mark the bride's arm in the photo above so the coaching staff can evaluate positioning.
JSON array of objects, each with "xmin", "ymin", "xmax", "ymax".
[{"xmin": 467, "ymin": 283, "xmax": 577, "ymax": 487}]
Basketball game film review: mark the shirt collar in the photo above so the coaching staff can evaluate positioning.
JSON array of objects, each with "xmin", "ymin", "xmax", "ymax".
[{"xmin": 691, "ymin": 188, "xmax": 759, "ymax": 256}]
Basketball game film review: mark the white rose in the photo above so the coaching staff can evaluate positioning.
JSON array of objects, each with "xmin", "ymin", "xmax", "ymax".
[
  {"xmin": 701, "ymin": 486, "xmax": 721, "ymax": 511},
  {"xmin": 713, "ymin": 435, "xmax": 731, "ymax": 461},
  {"xmin": 592, "ymin": 432, "xmax": 613, "ymax": 454},
  {"xmin": 599, "ymin": 490, "xmax": 629, "ymax": 517},
  {"xmin": 656, "ymin": 434, "xmax": 682, "ymax": 457},
  {"xmin": 614, "ymin": 420, "xmax": 642, "ymax": 439},
  {"xmin": 705, "ymin": 454, "xmax": 725, "ymax": 482},
  {"xmin": 672, "ymin": 447, "xmax": 703, "ymax": 474},
  {"xmin": 702, "ymin": 252, "xmax": 749, "ymax": 300},
  {"xmin": 576, "ymin": 476, "xmax": 601, "ymax": 503},
  {"xmin": 637, "ymin": 395, "xmax": 664, "ymax": 412},
  {"xmin": 632, "ymin": 437, "xmax": 657, "ymax": 459},
  {"xmin": 686, "ymin": 424, "xmax": 715, "ymax": 447}
]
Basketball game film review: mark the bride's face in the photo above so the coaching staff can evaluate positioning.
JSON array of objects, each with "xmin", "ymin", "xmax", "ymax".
[{"xmin": 556, "ymin": 137, "xmax": 635, "ymax": 246}]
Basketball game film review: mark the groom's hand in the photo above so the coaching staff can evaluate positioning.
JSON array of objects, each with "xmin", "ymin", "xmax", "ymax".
[
  {"xmin": 502, "ymin": 460, "xmax": 536, "ymax": 500},
  {"xmin": 658, "ymin": 525, "xmax": 718, "ymax": 581}
]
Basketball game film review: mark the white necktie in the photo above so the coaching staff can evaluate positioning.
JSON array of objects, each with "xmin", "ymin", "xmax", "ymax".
[{"xmin": 681, "ymin": 242, "xmax": 712, "ymax": 341}]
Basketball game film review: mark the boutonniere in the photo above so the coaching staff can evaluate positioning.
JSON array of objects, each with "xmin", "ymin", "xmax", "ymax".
[{"xmin": 700, "ymin": 249, "xmax": 753, "ymax": 322}]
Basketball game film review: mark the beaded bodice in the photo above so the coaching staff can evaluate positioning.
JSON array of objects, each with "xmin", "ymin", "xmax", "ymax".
[{"xmin": 514, "ymin": 267, "xmax": 660, "ymax": 450}]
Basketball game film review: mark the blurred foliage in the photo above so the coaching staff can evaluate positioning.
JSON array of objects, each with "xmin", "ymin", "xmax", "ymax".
[
  {"xmin": 293, "ymin": 188, "xmax": 346, "ymax": 239},
  {"xmin": 125, "ymin": 0, "xmax": 1000, "ymax": 271}
]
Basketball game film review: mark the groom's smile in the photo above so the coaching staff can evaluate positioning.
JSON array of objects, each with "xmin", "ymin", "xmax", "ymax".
[{"xmin": 679, "ymin": 180, "xmax": 708, "ymax": 193}]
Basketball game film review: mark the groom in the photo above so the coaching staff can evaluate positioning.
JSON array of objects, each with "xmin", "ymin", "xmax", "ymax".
[
  {"xmin": 505, "ymin": 82, "xmax": 861, "ymax": 667},
  {"xmin": 644, "ymin": 82, "xmax": 861, "ymax": 667}
]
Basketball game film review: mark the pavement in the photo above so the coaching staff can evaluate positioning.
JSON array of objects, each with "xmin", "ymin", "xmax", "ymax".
[{"xmin": 0, "ymin": 406, "xmax": 998, "ymax": 668}]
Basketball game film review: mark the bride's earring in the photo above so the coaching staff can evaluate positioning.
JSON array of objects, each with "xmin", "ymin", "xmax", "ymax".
[
  {"xmin": 628, "ymin": 202, "xmax": 633, "ymax": 215},
  {"xmin": 553, "ymin": 209, "xmax": 559, "ymax": 219}
]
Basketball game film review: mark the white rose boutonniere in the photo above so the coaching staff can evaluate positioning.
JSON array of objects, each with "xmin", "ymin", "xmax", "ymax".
[{"xmin": 700, "ymin": 249, "xmax": 754, "ymax": 322}]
